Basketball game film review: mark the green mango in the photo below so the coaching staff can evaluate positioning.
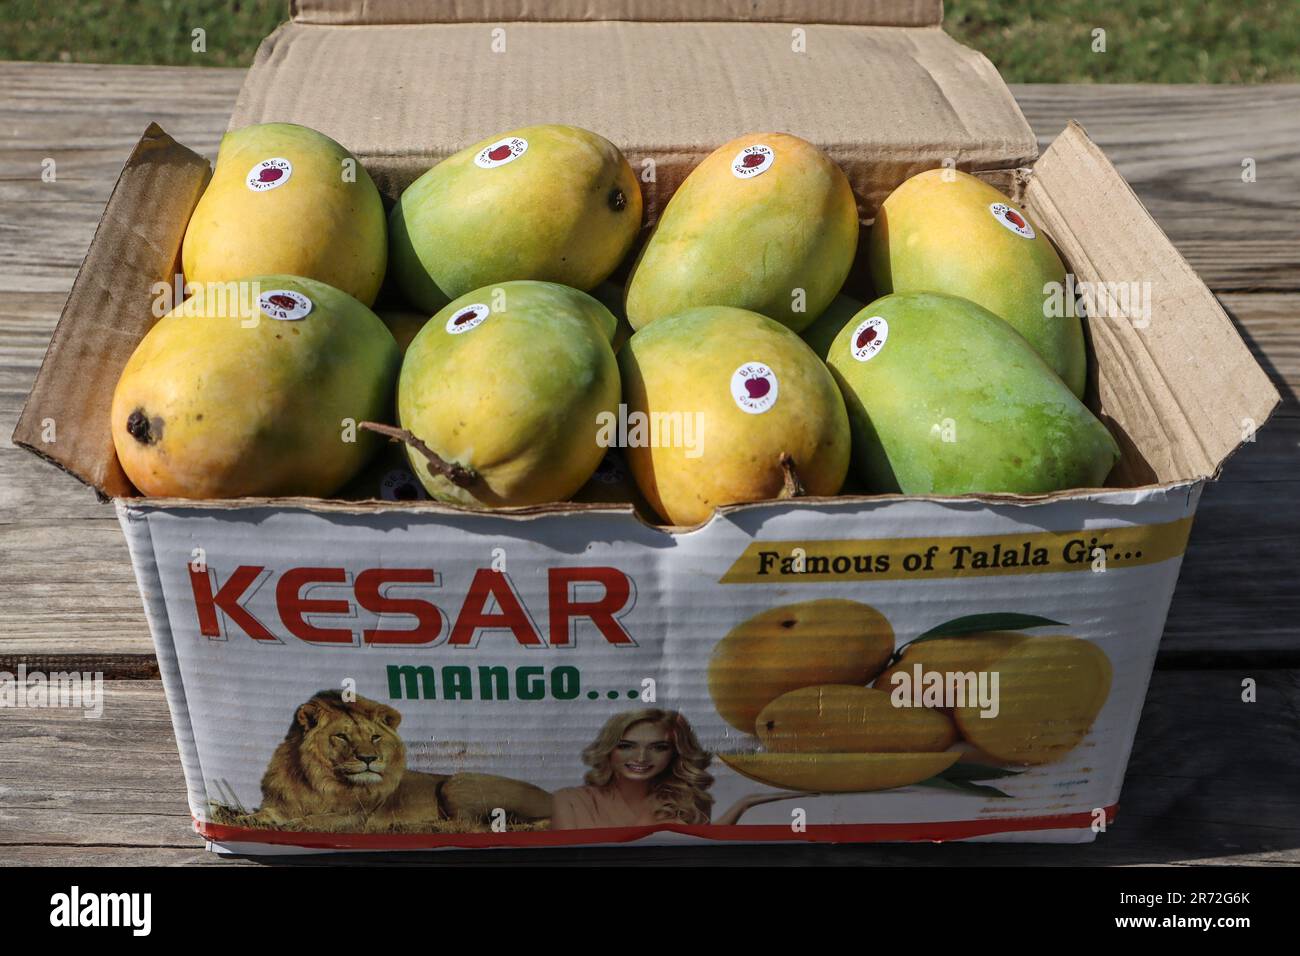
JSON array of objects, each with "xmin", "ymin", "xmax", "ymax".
[
  {"xmin": 625, "ymin": 132, "xmax": 858, "ymax": 334},
  {"xmin": 397, "ymin": 281, "xmax": 621, "ymax": 507},
  {"xmin": 389, "ymin": 125, "xmax": 642, "ymax": 314},
  {"xmin": 868, "ymin": 169, "xmax": 1085, "ymax": 397},
  {"xmin": 827, "ymin": 292, "xmax": 1119, "ymax": 495}
]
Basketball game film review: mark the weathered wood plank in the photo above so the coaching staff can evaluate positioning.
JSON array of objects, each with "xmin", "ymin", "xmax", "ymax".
[
  {"xmin": 0, "ymin": 675, "xmax": 1296, "ymax": 865},
  {"xmin": 1013, "ymin": 84, "xmax": 1300, "ymax": 292}
]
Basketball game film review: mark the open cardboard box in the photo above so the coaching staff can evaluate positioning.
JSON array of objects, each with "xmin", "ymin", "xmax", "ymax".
[{"xmin": 13, "ymin": 0, "xmax": 1280, "ymax": 852}]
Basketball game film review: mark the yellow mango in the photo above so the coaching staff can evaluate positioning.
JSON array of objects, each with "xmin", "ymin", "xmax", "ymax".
[
  {"xmin": 111, "ymin": 277, "xmax": 399, "ymax": 498},
  {"xmin": 720, "ymin": 751, "xmax": 960, "ymax": 793},
  {"xmin": 619, "ymin": 306, "xmax": 850, "ymax": 526},
  {"xmin": 182, "ymin": 123, "xmax": 387, "ymax": 306},
  {"xmin": 868, "ymin": 169, "xmax": 1084, "ymax": 395},
  {"xmin": 756, "ymin": 685, "xmax": 957, "ymax": 753},
  {"xmin": 625, "ymin": 132, "xmax": 858, "ymax": 333},
  {"xmin": 708, "ymin": 600, "xmax": 894, "ymax": 734},
  {"xmin": 953, "ymin": 635, "xmax": 1113, "ymax": 765}
]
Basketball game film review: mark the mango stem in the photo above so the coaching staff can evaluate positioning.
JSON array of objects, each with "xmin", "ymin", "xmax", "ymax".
[
  {"xmin": 778, "ymin": 453, "xmax": 805, "ymax": 499},
  {"xmin": 359, "ymin": 422, "xmax": 479, "ymax": 488}
]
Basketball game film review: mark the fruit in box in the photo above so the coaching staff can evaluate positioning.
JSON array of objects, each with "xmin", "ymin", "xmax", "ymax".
[
  {"xmin": 756, "ymin": 685, "xmax": 957, "ymax": 754},
  {"xmin": 624, "ymin": 133, "xmax": 858, "ymax": 334},
  {"xmin": 618, "ymin": 306, "xmax": 850, "ymax": 525},
  {"xmin": 707, "ymin": 599, "xmax": 894, "ymax": 734},
  {"xmin": 827, "ymin": 292, "xmax": 1119, "ymax": 495},
  {"xmin": 868, "ymin": 168, "xmax": 1085, "ymax": 396},
  {"xmin": 396, "ymin": 281, "xmax": 620, "ymax": 507},
  {"xmin": 111, "ymin": 276, "xmax": 399, "ymax": 498},
  {"xmin": 388, "ymin": 125, "xmax": 642, "ymax": 313},
  {"xmin": 181, "ymin": 123, "xmax": 387, "ymax": 306}
]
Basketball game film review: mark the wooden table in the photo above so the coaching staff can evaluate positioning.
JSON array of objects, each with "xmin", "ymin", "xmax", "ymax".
[{"xmin": 1, "ymin": 62, "xmax": 1297, "ymax": 866}]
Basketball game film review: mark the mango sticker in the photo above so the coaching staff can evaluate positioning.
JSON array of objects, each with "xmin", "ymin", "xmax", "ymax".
[
  {"xmin": 989, "ymin": 201, "xmax": 1036, "ymax": 239},
  {"xmin": 258, "ymin": 289, "xmax": 312, "ymax": 321},
  {"xmin": 731, "ymin": 362, "xmax": 778, "ymax": 414},
  {"xmin": 850, "ymin": 316, "xmax": 888, "ymax": 362},
  {"xmin": 445, "ymin": 303, "xmax": 490, "ymax": 334},
  {"xmin": 245, "ymin": 158, "xmax": 292, "ymax": 192},
  {"xmin": 732, "ymin": 144, "xmax": 774, "ymax": 178},
  {"xmin": 475, "ymin": 137, "xmax": 528, "ymax": 169}
]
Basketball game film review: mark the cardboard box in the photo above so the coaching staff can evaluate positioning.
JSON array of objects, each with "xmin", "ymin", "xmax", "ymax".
[{"xmin": 13, "ymin": 1, "xmax": 1280, "ymax": 853}]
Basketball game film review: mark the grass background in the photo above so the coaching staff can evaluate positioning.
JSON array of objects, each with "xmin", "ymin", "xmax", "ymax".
[{"xmin": 0, "ymin": 0, "xmax": 1297, "ymax": 81}]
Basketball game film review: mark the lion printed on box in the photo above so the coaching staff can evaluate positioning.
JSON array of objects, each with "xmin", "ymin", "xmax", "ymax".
[{"xmin": 253, "ymin": 690, "xmax": 551, "ymax": 832}]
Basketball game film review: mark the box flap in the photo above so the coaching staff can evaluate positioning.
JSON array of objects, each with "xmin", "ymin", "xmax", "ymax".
[
  {"xmin": 230, "ymin": 19, "xmax": 1035, "ymax": 219},
  {"xmin": 289, "ymin": 0, "xmax": 945, "ymax": 27},
  {"xmin": 1024, "ymin": 122, "xmax": 1281, "ymax": 485},
  {"xmin": 11, "ymin": 124, "xmax": 210, "ymax": 499}
]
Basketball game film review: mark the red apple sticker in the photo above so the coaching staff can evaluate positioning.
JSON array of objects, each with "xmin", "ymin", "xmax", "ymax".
[
  {"xmin": 989, "ymin": 202, "xmax": 1035, "ymax": 239},
  {"xmin": 475, "ymin": 137, "xmax": 528, "ymax": 168},
  {"xmin": 731, "ymin": 363, "xmax": 779, "ymax": 413},
  {"xmin": 257, "ymin": 289, "xmax": 312, "ymax": 321},
  {"xmin": 245, "ymin": 158, "xmax": 292, "ymax": 191},
  {"xmin": 850, "ymin": 317, "xmax": 888, "ymax": 362},
  {"xmin": 445, "ymin": 303, "xmax": 490, "ymax": 334},
  {"xmin": 731, "ymin": 145, "xmax": 775, "ymax": 179}
]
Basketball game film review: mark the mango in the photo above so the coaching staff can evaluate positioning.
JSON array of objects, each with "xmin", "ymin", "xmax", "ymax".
[
  {"xmin": 873, "ymin": 632, "xmax": 1030, "ymax": 712},
  {"xmin": 708, "ymin": 600, "xmax": 894, "ymax": 734},
  {"xmin": 389, "ymin": 125, "xmax": 642, "ymax": 314},
  {"xmin": 182, "ymin": 123, "xmax": 387, "ymax": 306},
  {"xmin": 112, "ymin": 277, "xmax": 399, "ymax": 498},
  {"xmin": 868, "ymin": 169, "xmax": 1085, "ymax": 395},
  {"xmin": 757, "ymin": 685, "xmax": 957, "ymax": 754},
  {"xmin": 397, "ymin": 281, "xmax": 620, "ymax": 507},
  {"xmin": 625, "ymin": 132, "xmax": 858, "ymax": 333},
  {"xmin": 799, "ymin": 293, "xmax": 864, "ymax": 361},
  {"xmin": 827, "ymin": 292, "xmax": 1120, "ymax": 495},
  {"xmin": 720, "ymin": 751, "xmax": 960, "ymax": 793},
  {"xmin": 954, "ymin": 635, "xmax": 1113, "ymax": 765},
  {"xmin": 590, "ymin": 280, "xmax": 635, "ymax": 352},
  {"xmin": 619, "ymin": 307, "xmax": 850, "ymax": 525},
  {"xmin": 376, "ymin": 310, "xmax": 430, "ymax": 354}
]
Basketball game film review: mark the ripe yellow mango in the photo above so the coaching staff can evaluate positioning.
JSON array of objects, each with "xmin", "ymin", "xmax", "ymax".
[
  {"xmin": 720, "ymin": 751, "xmax": 960, "ymax": 793},
  {"xmin": 954, "ymin": 635, "xmax": 1113, "ymax": 765},
  {"xmin": 708, "ymin": 600, "xmax": 894, "ymax": 734},
  {"xmin": 756, "ymin": 685, "xmax": 957, "ymax": 754},
  {"xmin": 389, "ymin": 125, "xmax": 642, "ymax": 313},
  {"xmin": 625, "ymin": 132, "xmax": 858, "ymax": 333},
  {"xmin": 619, "ymin": 306, "xmax": 850, "ymax": 526},
  {"xmin": 182, "ymin": 123, "xmax": 387, "ymax": 306},
  {"xmin": 111, "ymin": 277, "xmax": 399, "ymax": 498},
  {"xmin": 868, "ymin": 169, "xmax": 1085, "ymax": 395},
  {"xmin": 397, "ymin": 281, "xmax": 620, "ymax": 507},
  {"xmin": 872, "ymin": 632, "xmax": 1030, "ymax": 710}
]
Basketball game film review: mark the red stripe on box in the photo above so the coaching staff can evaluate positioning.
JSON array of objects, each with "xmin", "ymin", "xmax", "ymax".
[{"xmin": 196, "ymin": 805, "xmax": 1117, "ymax": 851}]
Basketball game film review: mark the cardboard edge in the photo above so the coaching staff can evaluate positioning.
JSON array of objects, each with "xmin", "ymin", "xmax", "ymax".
[
  {"xmin": 11, "ymin": 123, "xmax": 212, "ymax": 498},
  {"xmin": 114, "ymin": 479, "xmax": 1207, "ymax": 537},
  {"xmin": 1025, "ymin": 120, "xmax": 1282, "ymax": 483}
]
